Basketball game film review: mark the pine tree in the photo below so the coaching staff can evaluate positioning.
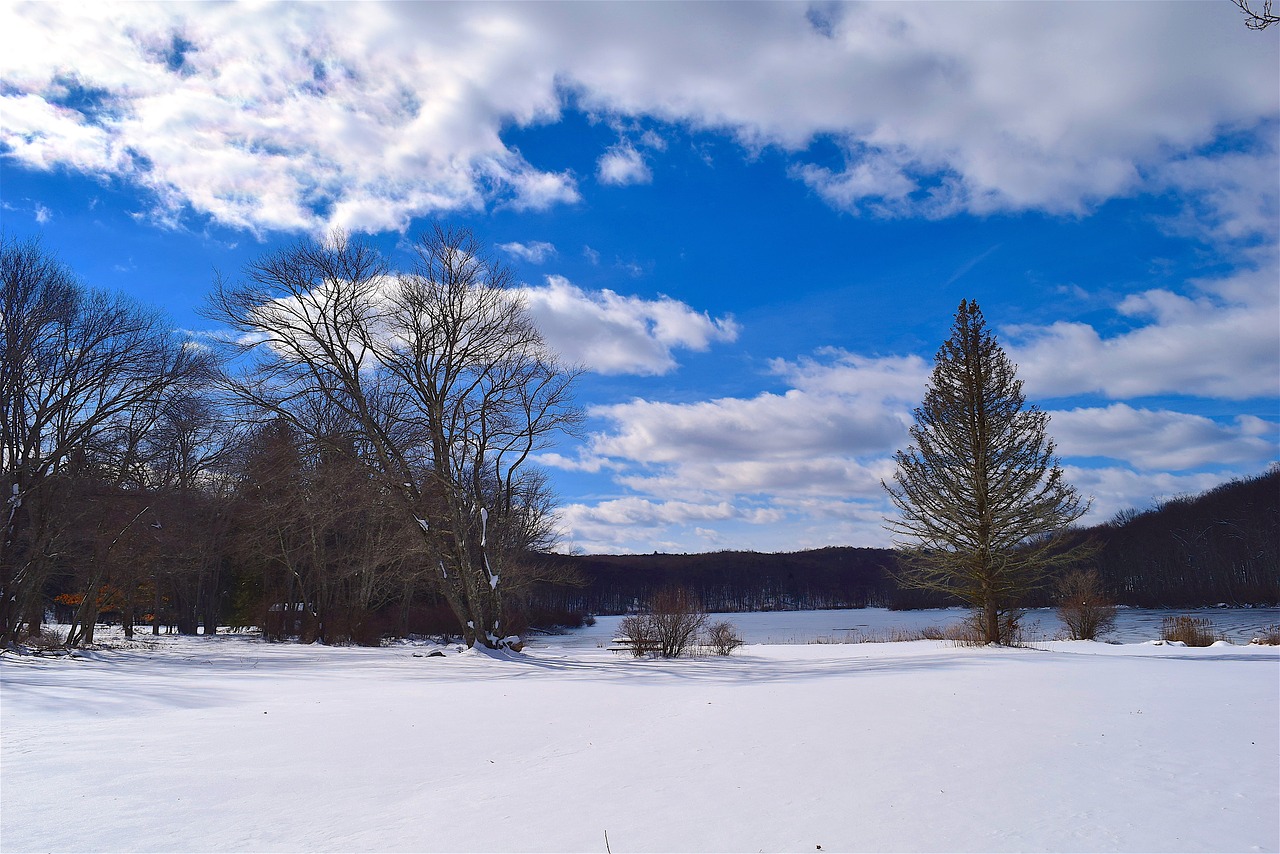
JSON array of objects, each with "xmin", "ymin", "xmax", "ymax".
[{"xmin": 884, "ymin": 300, "xmax": 1090, "ymax": 644}]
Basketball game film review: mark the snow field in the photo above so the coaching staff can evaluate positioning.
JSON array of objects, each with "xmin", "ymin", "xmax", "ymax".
[{"xmin": 2, "ymin": 632, "xmax": 1277, "ymax": 853}]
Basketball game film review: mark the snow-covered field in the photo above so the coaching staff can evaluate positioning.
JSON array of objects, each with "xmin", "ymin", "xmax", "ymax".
[{"xmin": 3, "ymin": 616, "xmax": 1278, "ymax": 853}]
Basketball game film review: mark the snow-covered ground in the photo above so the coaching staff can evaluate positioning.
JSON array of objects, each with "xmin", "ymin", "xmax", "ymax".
[{"xmin": 3, "ymin": 617, "xmax": 1277, "ymax": 853}]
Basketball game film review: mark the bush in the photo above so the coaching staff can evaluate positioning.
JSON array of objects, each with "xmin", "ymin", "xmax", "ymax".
[
  {"xmin": 649, "ymin": 587, "xmax": 708, "ymax": 658},
  {"xmin": 18, "ymin": 626, "xmax": 66, "ymax": 652},
  {"xmin": 1055, "ymin": 569, "xmax": 1117, "ymax": 640},
  {"xmin": 705, "ymin": 620, "xmax": 744, "ymax": 655},
  {"xmin": 955, "ymin": 609, "xmax": 1025, "ymax": 646},
  {"xmin": 1160, "ymin": 615, "xmax": 1222, "ymax": 646},
  {"xmin": 615, "ymin": 587, "xmax": 708, "ymax": 658}
]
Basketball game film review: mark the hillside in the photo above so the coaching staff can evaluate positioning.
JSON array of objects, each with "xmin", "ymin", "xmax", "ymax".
[
  {"xmin": 534, "ymin": 468, "xmax": 1278, "ymax": 614},
  {"xmin": 1082, "ymin": 467, "xmax": 1278, "ymax": 607}
]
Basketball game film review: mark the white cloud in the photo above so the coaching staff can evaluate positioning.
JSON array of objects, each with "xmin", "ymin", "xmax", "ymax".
[
  {"xmin": 557, "ymin": 335, "xmax": 1277, "ymax": 552},
  {"xmin": 1007, "ymin": 262, "xmax": 1280, "ymax": 401},
  {"xmin": 555, "ymin": 497, "xmax": 795, "ymax": 554},
  {"xmin": 497, "ymin": 240, "xmax": 557, "ymax": 263},
  {"xmin": 597, "ymin": 143, "xmax": 651, "ymax": 186},
  {"xmin": 547, "ymin": 349, "xmax": 921, "ymax": 550},
  {"xmin": 1154, "ymin": 134, "xmax": 1279, "ymax": 246},
  {"xmin": 33, "ymin": 202, "xmax": 51, "ymax": 224},
  {"xmin": 519, "ymin": 275, "xmax": 739, "ymax": 375},
  {"xmin": 1065, "ymin": 466, "xmax": 1244, "ymax": 525},
  {"xmin": 1050, "ymin": 404, "xmax": 1278, "ymax": 472},
  {"xmin": 2, "ymin": 3, "xmax": 1274, "ymax": 232}
]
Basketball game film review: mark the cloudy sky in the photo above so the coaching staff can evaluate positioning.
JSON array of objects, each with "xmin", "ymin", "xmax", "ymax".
[{"xmin": 3, "ymin": 1, "xmax": 1277, "ymax": 554}]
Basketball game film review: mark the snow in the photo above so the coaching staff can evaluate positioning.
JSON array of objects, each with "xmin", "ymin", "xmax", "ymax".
[{"xmin": 2, "ymin": 616, "xmax": 1277, "ymax": 853}]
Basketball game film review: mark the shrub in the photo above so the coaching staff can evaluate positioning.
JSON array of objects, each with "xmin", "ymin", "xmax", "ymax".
[
  {"xmin": 1055, "ymin": 569, "xmax": 1118, "ymax": 640},
  {"xmin": 1160, "ymin": 615, "xmax": 1222, "ymax": 646},
  {"xmin": 649, "ymin": 586, "xmax": 708, "ymax": 658},
  {"xmin": 616, "ymin": 587, "xmax": 708, "ymax": 658},
  {"xmin": 18, "ymin": 626, "xmax": 66, "ymax": 652},
  {"xmin": 955, "ymin": 609, "xmax": 1024, "ymax": 646},
  {"xmin": 705, "ymin": 620, "xmax": 744, "ymax": 655}
]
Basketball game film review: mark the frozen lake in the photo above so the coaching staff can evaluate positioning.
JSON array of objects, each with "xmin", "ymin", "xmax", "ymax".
[{"xmin": 530, "ymin": 606, "xmax": 1280, "ymax": 648}]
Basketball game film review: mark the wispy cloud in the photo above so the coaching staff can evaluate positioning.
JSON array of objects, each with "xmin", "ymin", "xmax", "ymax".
[
  {"xmin": 944, "ymin": 244, "xmax": 1001, "ymax": 287},
  {"xmin": 497, "ymin": 240, "xmax": 557, "ymax": 264}
]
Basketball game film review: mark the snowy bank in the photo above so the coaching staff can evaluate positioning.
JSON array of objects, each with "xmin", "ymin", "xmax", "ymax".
[{"xmin": 2, "ymin": 630, "xmax": 1277, "ymax": 853}]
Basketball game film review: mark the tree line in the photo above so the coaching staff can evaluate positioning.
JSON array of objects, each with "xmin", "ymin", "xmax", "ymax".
[
  {"xmin": 528, "ymin": 467, "xmax": 1277, "ymax": 620},
  {"xmin": 2, "ymin": 230, "xmax": 580, "ymax": 649},
  {"xmin": 5, "ymin": 249, "xmax": 1273, "ymax": 652}
]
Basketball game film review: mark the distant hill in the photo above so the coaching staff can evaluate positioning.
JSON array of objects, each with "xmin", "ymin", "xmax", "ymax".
[
  {"xmin": 532, "ymin": 468, "xmax": 1278, "ymax": 615},
  {"xmin": 1078, "ymin": 467, "xmax": 1278, "ymax": 607},
  {"xmin": 532, "ymin": 546, "xmax": 902, "ymax": 616}
]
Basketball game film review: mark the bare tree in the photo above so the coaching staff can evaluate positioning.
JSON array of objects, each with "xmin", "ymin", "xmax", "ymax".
[
  {"xmin": 1, "ymin": 237, "xmax": 211, "ymax": 644},
  {"xmin": 883, "ymin": 300, "xmax": 1091, "ymax": 645},
  {"xmin": 207, "ymin": 227, "xmax": 579, "ymax": 648},
  {"xmin": 1232, "ymin": 0, "xmax": 1278, "ymax": 29}
]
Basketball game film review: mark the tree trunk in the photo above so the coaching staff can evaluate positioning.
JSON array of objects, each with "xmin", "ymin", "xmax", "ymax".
[{"xmin": 984, "ymin": 600, "xmax": 999, "ymax": 645}]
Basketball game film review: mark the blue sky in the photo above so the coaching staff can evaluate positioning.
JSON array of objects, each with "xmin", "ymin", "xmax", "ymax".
[{"xmin": 2, "ymin": 1, "xmax": 1277, "ymax": 554}]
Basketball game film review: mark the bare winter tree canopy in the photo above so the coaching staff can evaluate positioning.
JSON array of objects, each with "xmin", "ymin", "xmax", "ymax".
[
  {"xmin": 1232, "ymin": 0, "xmax": 1278, "ymax": 29},
  {"xmin": 1, "ymin": 237, "xmax": 213, "ymax": 644},
  {"xmin": 206, "ymin": 226, "xmax": 581, "ymax": 648},
  {"xmin": 883, "ymin": 300, "xmax": 1091, "ymax": 644}
]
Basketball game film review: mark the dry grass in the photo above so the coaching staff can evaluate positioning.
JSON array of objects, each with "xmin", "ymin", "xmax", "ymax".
[
  {"xmin": 1160, "ymin": 615, "xmax": 1223, "ymax": 647},
  {"xmin": 809, "ymin": 624, "xmax": 973, "ymax": 645},
  {"xmin": 6, "ymin": 626, "xmax": 67, "ymax": 654},
  {"xmin": 1250, "ymin": 624, "xmax": 1280, "ymax": 645}
]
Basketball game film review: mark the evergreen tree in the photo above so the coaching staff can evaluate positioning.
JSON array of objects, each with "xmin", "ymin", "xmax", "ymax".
[{"xmin": 884, "ymin": 300, "xmax": 1090, "ymax": 643}]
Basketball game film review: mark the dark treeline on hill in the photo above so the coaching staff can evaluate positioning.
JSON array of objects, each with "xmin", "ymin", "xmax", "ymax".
[
  {"xmin": 528, "ymin": 469, "xmax": 1279, "ymax": 616},
  {"xmin": 1072, "ymin": 467, "xmax": 1278, "ymax": 607},
  {"xmin": 529, "ymin": 547, "xmax": 901, "ymax": 615}
]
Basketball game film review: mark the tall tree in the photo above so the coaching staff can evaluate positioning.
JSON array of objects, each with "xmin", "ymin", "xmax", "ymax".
[
  {"xmin": 207, "ymin": 227, "xmax": 580, "ymax": 648},
  {"xmin": 1, "ymin": 237, "xmax": 211, "ymax": 644},
  {"xmin": 883, "ymin": 300, "xmax": 1090, "ymax": 644}
]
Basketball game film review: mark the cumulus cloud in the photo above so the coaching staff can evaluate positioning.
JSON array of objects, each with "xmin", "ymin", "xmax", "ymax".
[
  {"xmin": 544, "ymin": 349, "xmax": 921, "ymax": 550},
  {"xmin": 554, "ymin": 334, "xmax": 1278, "ymax": 552},
  {"xmin": 2, "ymin": 3, "xmax": 1275, "ymax": 232},
  {"xmin": 497, "ymin": 240, "xmax": 557, "ymax": 263},
  {"xmin": 1050, "ymin": 404, "xmax": 1278, "ymax": 472},
  {"xmin": 555, "ymin": 497, "xmax": 788, "ymax": 554},
  {"xmin": 1007, "ymin": 263, "xmax": 1280, "ymax": 401},
  {"xmin": 1065, "ymin": 466, "xmax": 1245, "ymax": 525},
  {"xmin": 597, "ymin": 143, "xmax": 651, "ymax": 186},
  {"xmin": 518, "ymin": 275, "xmax": 739, "ymax": 375}
]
